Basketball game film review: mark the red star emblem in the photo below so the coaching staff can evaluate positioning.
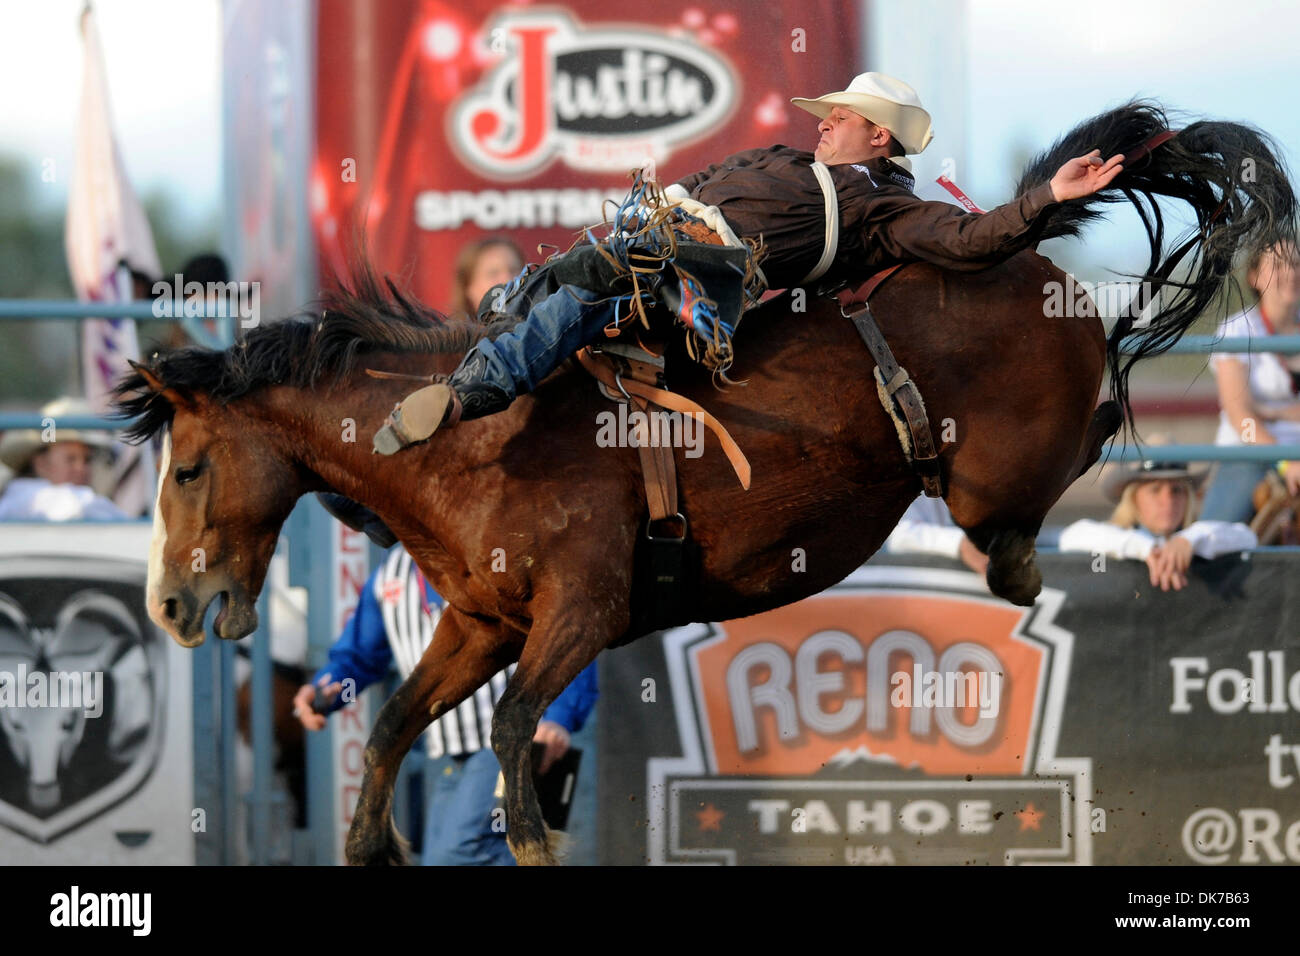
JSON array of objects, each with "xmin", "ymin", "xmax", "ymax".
[
  {"xmin": 696, "ymin": 803, "xmax": 725, "ymax": 832},
  {"xmin": 1015, "ymin": 802, "xmax": 1045, "ymax": 831},
  {"xmin": 381, "ymin": 579, "xmax": 404, "ymax": 604}
]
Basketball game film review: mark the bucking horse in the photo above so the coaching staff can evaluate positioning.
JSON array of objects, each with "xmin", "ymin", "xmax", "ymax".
[{"xmin": 116, "ymin": 102, "xmax": 1297, "ymax": 864}]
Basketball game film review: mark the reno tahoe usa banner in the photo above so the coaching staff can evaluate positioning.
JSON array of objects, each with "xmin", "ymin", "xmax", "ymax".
[
  {"xmin": 313, "ymin": 0, "xmax": 860, "ymax": 309},
  {"xmin": 631, "ymin": 566, "xmax": 1093, "ymax": 866}
]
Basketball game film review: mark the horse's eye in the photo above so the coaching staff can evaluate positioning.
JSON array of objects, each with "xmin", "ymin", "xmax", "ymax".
[{"xmin": 175, "ymin": 464, "xmax": 202, "ymax": 486}]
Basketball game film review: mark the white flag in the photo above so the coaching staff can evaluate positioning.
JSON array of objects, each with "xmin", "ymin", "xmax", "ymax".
[{"xmin": 64, "ymin": 6, "xmax": 160, "ymax": 517}]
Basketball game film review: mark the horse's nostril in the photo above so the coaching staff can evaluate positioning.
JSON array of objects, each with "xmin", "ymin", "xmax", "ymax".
[{"xmin": 163, "ymin": 597, "xmax": 178, "ymax": 621}]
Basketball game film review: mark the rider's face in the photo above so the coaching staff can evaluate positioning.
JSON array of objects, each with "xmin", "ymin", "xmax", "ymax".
[{"xmin": 815, "ymin": 107, "xmax": 891, "ymax": 166}]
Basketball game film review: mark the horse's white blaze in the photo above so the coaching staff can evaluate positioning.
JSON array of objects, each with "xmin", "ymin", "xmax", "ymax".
[{"xmin": 145, "ymin": 433, "xmax": 171, "ymax": 623}]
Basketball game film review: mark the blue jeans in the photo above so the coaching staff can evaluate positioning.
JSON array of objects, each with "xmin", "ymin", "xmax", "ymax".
[
  {"xmin": 421, "ymin": 749, "xmax": 515, "ymax": 866},
  {"xmin": 473, "ymin": 285, "xmax": 612, "ymax": 398},
  {"xmin": 1199, "ymin": 460, "xmax": 1269, "ymax": 523}
]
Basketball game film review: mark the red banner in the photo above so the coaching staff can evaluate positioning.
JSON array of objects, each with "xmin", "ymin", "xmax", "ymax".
[{"xmin": 314, "ymin": 0, "xmax": 864, "ymax": 310}]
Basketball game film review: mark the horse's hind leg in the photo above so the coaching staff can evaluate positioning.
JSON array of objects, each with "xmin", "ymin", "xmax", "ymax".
[{"xmin": 346, "ymin": 606, "xmax": 517, "ymax": 866}]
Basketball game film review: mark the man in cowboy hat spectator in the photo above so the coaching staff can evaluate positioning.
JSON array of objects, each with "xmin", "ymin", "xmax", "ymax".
[
  {"xmin": 372, "ymin": 70, "xmax": 1125, "ymax": 459},
  {"xmin": 0, "ymin": 397, "xmax": 126, "ymax": 521},
  {"xmin": 1058, "ymin": 453, "xmax": 1256, "ymax": 592}
]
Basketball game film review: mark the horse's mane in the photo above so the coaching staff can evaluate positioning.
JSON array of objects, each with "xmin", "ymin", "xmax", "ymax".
[{"xmin": 113, "ymin": 257, "xmax": 511, "ymax": 443}]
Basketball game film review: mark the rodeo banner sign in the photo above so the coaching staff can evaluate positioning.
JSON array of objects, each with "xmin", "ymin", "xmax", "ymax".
[
  {"xmin": 313, "ymin": 0, "xmax": 860, "ymax": 308},
  {"xmin": 0, "ymin": 524, "xmax": 192, "ymax": 864},
  {"xmin": 597, "ymin": 552, "xmax": 1298, "ymax": 865}
]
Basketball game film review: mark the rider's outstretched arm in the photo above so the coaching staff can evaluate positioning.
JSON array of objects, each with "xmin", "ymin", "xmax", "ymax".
[
  {"xmin": 865, "ymin": 182, "xmax": 1061, "ymax": 272},
  {"xmin": 865, "ymin": 150, "xmax": 1124, "ymax": 272}
]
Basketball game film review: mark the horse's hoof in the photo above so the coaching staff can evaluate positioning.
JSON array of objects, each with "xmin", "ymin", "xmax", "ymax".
[
  {"xmin": 507, "ymin": 825, "xmax": 568, "ymax": 866},
  {"xmin": 345, "ymin": 830, "xmax": 410, "ymax": 866}
]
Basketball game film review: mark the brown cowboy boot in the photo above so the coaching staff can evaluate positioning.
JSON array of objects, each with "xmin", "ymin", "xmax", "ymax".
[{"xmin": 372, "ymin": 346, "xmax": 512, "ymax": 455}]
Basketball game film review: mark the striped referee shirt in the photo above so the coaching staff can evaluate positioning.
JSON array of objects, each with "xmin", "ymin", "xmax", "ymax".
[{"xmin": 373, "ymin": 548, "xmax": 515, "ymax": 759}]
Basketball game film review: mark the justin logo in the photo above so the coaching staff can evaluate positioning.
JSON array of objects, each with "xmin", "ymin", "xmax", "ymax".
[
  {"xmin": 450, "ymin": 12, "xmax": 737, "ymax": 176},
  {"xmin": 649, "ymin": 566, "xmax": 1094, "ymax": 865}
]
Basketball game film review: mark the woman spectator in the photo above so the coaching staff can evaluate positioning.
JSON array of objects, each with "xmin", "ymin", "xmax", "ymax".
[
  {"xmin": 1059, "ymin": 459, "xmax": 1256, "ymax": 592},
  {"xmin": 450, "ymin": 237, "xmax": 524, "ymax": 321},
  {"xmin": 1200, "ymin": 242, "xmax": 1300, "ymax": 521}
]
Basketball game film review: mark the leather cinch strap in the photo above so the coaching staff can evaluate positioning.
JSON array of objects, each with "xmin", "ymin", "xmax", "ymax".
[
  {"xmin": 577, "ymin": 347, "xmax": 752, "ymax": 492},
  {"xmin": 800, "ymin": 161, "xmax": 839, "ymax": 285}
]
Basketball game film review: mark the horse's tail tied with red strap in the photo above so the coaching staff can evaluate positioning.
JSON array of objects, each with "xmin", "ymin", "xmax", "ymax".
[{"xmin": 1012, "ymin": 98, "xmax": 1299, "ymax": 435}]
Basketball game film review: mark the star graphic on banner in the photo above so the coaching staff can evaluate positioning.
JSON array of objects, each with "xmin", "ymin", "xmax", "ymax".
[
  {"xmin": 1015, "ymin": 802, "xmax": 1045, "ymax": 831},
  {"xmin": 696, "ymin": 803, "xmax": 725, "ymax": 832}
]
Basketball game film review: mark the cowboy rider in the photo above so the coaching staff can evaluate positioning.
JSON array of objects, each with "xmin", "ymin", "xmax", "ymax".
[{"xmin": 370, "ymin": 72, "xmax": 1124, "ymax": 456}]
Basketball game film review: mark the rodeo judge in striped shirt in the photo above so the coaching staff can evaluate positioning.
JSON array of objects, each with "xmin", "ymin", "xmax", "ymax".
[{"xmin": 293, "ymin": 544, "xmax": 598, "ymax": 865}]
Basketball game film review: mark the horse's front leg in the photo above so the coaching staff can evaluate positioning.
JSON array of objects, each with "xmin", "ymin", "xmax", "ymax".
[
  {"xmin": 493, "ymin": 589, "xmax": 621, "ymax": 866},
  {"xmin": 346, "ymin": 606, "xmax": 516, "ymax": 865}
]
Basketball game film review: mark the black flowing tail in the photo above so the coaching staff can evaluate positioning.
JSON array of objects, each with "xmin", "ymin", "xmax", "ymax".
[{"xmin": 1015, "ymin": 100, "xmax": 1299, "ymax": 430}]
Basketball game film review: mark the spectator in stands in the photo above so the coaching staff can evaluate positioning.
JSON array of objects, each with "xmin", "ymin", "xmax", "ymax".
[
  {"xmin": 1059, "ymin": 458, "xmax": 1256, "ymax": 591},
  {"xmin": 1200, "ymin": 241, "xmax": 1300, "ymax": 522},
  {"xmin": 293, "ymin": 543, "xmax": 597, "ymax": 865},
  {"xmin": 884, "ymin": 495, "xmax": 989, "ymax": 574},
  {"xmin": 0, "ymin": 397, "xmax": 126, "ymax": 521},
  {"xmin": 450, "ymin": 238, "xmax": 524, "ymax": 321}
]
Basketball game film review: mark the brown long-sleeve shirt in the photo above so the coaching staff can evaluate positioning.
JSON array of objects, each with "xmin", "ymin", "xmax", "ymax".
[{"xmin": 672, "ymin": 145, "xmax": 1060, "ymax": 290}]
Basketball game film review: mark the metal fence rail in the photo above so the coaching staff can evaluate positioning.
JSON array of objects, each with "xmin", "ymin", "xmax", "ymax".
[
  {"xmin": 1122, "ymin": 334, "xmax": 1300, "ymax": 354},
  {"xmin": 0, "ymin": 299, "xmax": 233, "ymax": 350}
]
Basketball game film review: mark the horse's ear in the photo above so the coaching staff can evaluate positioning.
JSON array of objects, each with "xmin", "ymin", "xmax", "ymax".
[
  {"xmin": 128, "ymin": 359, "xmax": 165, "ymax": 392},
  {"xmin": 128, "ymin": 359, "xmax": 194, "ymax": 409}
]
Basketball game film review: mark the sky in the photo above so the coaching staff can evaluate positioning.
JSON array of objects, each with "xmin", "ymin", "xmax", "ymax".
[
  {"xmin": 0, "ymin": 0, "xmax": 221, "ymax": 230},
  {"xmin": 962, "ymin": 0, "xmax": 1300, "ymax": 280},
  {"xmin": 2, "ymin": 0, "xmax": 1299, "ymax": 277}
]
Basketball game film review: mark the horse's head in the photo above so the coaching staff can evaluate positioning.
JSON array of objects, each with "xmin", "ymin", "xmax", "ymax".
[
  {"xmin": 123, "ymin": 362, "xmax": 299, "ymax": 647},
  {"xmin": 115, "ymin": 274, "xmax": 483, "ymax": 645}
]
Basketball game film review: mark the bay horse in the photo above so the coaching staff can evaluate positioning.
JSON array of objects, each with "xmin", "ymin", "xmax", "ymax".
[{"xmin": 116, "ymin": 102, "xmax": 1296, "ymax": 865}]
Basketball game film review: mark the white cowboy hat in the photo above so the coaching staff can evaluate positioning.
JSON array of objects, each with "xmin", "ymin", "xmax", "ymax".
[
  {"xmin": 1101, "ymin": 458, "xmax": 1209, "ymax": 503},
  {"xmin": 790, "ymin": 72, "xmax": 934, "ymax": 155},
  {"xmin": 0, "ymin": 397, "xmax": 115, "ymax": 474}
]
